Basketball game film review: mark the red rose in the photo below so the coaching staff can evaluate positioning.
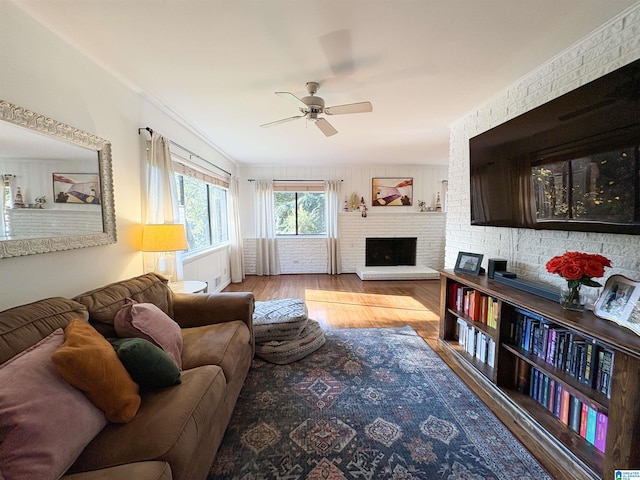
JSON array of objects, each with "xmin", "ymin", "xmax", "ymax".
[
  {"xmin": 592, "ymin": 254, "xmax": 612, "ymax": 268},
  {"xmin": 583, "ymin": 259, "xmax": 605, "ymax": 278},
  {"xmin": 545, "ymin": 256, "xmax": 566, "ymax": 274},
  {"xmin": 560, "ymin": 261, "xmax": 583, "ymax": 280}
]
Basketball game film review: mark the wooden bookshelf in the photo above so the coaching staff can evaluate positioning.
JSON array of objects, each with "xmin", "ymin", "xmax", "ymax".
[{"xmin": 439, "ymin": 269, "xmax": 640, "ymax": 480}]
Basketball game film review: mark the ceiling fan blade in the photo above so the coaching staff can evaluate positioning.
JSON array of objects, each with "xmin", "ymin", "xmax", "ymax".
[
  {"xmin": 324, "ymin": 101, "xmax": 373, "ymax": 115},
  {"xmin": 275, "ymin": 91, "xmax": 308, "ymax": 110},
  {"xmin": 260, "ymin": 115, "xmax": 305, "ymax": 128},
  {"xmin": 315, "ymin": 118, "xmax": 338, "ymax": 137}
]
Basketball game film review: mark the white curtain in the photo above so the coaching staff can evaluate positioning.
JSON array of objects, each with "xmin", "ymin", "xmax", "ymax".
[
  {"xmin": 0, "ymin": 175, "xmax": 9, "ymax": 237},
  {"xmin": 254, "ymin": 180, "xmax": 280, "ymax": 276},
  {"xmin": 325, "ymin": 180, "xmax": 342, "ymax": 274},
  {"xmin": 144, "ymin": 131, "xmax": 184, "ymax": 282},
  {"xmin": 228, "ymin": 175, "xmax": 245, "ymax": 283}
]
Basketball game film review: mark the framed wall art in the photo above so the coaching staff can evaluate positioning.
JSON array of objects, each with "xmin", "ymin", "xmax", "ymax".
[
  {"xmin": 371, "ymin": 177, "xmax": 413, "ymax": 206},
  {"xmin": 53, "ymin": 173, "xmax": 100, "ymax": 204}
]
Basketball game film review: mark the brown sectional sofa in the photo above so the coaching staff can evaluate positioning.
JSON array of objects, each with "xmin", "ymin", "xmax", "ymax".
[{"xmin": 0, "ymin": 273, "xmax": 255, "ymax": 480}]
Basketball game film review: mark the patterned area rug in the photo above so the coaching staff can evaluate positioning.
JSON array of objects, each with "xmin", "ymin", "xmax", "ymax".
[{"xmin": 209, "ymin": 326, "xmax": 551, "ymax": 480}]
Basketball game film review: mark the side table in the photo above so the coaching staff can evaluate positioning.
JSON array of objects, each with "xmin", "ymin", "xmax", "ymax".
[{"xmin": 169, "ymin": 280, "xmax": 208, "ymax": 294}]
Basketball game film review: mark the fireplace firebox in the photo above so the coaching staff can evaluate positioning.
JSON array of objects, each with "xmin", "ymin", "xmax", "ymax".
[{"xmin": 365, "ymin": 237, "xmax": 417, "ymax": 267}]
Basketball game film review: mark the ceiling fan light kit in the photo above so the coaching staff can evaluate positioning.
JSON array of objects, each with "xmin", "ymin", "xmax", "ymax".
[{"xmin": 261, "ymin": 81, "xmax": 372, "ymax": 137}]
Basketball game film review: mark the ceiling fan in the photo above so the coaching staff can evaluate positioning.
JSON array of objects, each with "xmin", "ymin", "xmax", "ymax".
[{"xmin": 260, "ymin": 81, "xmax": 373, "ymax": 137}]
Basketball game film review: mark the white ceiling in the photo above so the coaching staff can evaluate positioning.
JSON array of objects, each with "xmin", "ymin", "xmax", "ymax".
[{"xmin": 12, "ymin": 0, "xmax": 638, "ymax": 167}]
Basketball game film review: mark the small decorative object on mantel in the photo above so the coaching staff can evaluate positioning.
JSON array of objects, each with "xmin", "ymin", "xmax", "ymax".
[
  {"xmin": 13, "ymin": 187, "xmax": 25, "ymax": 208},
  {"xmin": 343, "ymin": 196, "xmax": 349, "ymax": 212},
  {"xmin": 435, "ymin": 192, "xmax": 442, "ymax": 211},
  {"xmin": 35, "ymin": 195, "xmax": 46, "ymax": 208},
  {"xmin": 546, "ymin": 251, "xmax": 612, "ymax": 312},
  {"xmin": 418, "ymin": 200, "xmax": 427, "ymax": 212},
  {"xmin": 349, "ymin": 193, "xmax": 360, "ymax": 211},
  {"xmin": 359, "ymin": 197, "xmax": 368, "ymax": 218}
]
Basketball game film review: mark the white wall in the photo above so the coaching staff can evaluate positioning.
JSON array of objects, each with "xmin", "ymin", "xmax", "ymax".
[
  {"xmin": 445, "ymin": 3, "xmax": 640, "ymax": 290},
  {"xmin": 0, "ymin": 1, "xmax": 237, "ymax": 309},
  {"xmin": 239, "ymin": 164, "xmax": 448, "ymax": 274}
]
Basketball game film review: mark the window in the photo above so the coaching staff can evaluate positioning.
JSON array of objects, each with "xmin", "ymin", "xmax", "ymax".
[
  {"xmin": 174, "ymin": 163, "xmax": 228, "ymax": 253},
  {"xmin": 273, "ymin": 183, "xmax": 325, "ymax": 235}
]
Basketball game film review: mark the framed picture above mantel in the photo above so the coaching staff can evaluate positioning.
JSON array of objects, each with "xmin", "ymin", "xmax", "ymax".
[{"xmin": 371, "ymin": 177, "xmax": 413, "ymax": 206}]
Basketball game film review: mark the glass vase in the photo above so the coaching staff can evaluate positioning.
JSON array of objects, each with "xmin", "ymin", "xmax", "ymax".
[{"xmin": 559, "ymin": 284, "xmax": 585, "ymax": 312}]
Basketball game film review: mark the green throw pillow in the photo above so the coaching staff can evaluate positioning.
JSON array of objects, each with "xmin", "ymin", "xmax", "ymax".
[{"xmin": 110, "ymin": 338, "xmax": 181, "ymax": 391}]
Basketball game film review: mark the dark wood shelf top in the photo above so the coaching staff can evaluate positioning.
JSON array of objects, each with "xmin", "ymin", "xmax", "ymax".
[{"xmin": 441, "ymin": 270, "xmax": 640, "ymax": 360}]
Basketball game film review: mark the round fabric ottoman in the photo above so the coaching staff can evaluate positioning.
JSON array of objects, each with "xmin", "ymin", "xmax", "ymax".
[
  {"xmin": 255, "ymin": 319, "xmax": 325, "ymax": 365},
  {"xmin": 253, "ymin": 298, "xmax": 308, "ymax": 342}
]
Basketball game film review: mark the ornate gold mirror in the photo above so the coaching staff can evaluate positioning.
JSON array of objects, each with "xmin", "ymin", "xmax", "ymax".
[{"xmin": 0, "ymin": 100, "xmax": 116, "ymax": 258}]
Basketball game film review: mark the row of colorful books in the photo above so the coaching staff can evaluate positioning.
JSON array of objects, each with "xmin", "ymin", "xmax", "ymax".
[
  {"xmin": 448, "ymin": 282, "xmax": 498, "ymax": 328},
  {"xmin": 529, "ymin": 367, "xmax": 607, "ymax": 453},
  {"xmin": 456, "ymin": 318, "xmax": 496, "ymax": 368},
  {"xmin": 509, "ymin": 309, "xmax": 614, "ymax": 398}
]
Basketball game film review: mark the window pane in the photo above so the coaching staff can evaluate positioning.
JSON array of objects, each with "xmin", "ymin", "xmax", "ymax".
[
  {"xmin": 178, "ymin": 174, "xmax": 212, "ymax": 250},
  {"xmin": 298, "ymin": 192, "xmax": 326, "ymax": 234},
  {"xmin": 274, "ymin": 191, "xmax": 296, "ymax": 235},
  {"xmin": 209, "ymin": 185, "xmax": 228, "ymax": 245}
]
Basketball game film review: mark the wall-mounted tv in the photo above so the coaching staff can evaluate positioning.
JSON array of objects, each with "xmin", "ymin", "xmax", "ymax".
[{"xmin": 469, "ymin": 58, "xmax": 640, "ymax": 235}]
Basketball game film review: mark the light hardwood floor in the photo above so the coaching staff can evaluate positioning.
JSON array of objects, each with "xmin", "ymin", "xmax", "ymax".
[
  {"xmin": 224, "ymin": 273, "xmax": 562, "ymax": 478},
  {"xmin": 223, "ymin": 273, "xmax": 443, "ymax": 351}
]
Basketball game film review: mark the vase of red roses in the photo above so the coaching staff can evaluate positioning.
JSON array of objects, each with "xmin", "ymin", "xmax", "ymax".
[{"xmin": 546, "ymin": 252, "xmax": 612, "ymax": 312}]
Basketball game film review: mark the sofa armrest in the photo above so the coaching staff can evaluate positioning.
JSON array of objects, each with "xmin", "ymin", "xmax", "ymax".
[{"xmin": 172, "ymin": 292, "xmax": 254, "ymax": 335}]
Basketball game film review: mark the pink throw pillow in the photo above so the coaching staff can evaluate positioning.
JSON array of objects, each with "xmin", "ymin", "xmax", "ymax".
[
  {"xmin": 0, "ymin": 329, "xmax": 107, "ymax": 480},
  {"xmin": 114, "ymin": 298, "xmax": 183, "ymax": 369}
]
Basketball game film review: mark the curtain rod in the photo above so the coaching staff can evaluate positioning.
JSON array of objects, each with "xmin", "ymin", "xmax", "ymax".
[
  {"xmin": 247, "ymin": 179, "xmax": 342, "ymax": 182},
  {"xmin": 138, "ymin": 127, "xmax": 232, "ymax": 177}
]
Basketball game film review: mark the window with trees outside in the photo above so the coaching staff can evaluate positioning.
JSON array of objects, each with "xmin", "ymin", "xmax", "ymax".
[
  {"xmin": 174, "ymin": 162, "xmax": 229, "ymax": 253},
  {"xmin": 273, "ymin": 182, "xmax": 326, "ymax": 235}
]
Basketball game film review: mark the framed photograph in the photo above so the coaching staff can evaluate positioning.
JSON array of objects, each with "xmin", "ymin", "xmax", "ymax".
[
  {"xmin": 53, "ymin": 173, "xmax": 100, "ymax": 204},
  {"xmin": 372, "ymin": 177, "xmax": 413, "ymax": 206},
  {"xmin": 594, "ymin": 274, "xmax": 640, "ymax": 336},
  {"xmin": 454, "ymin": 252, "xmax": 484, "ymax": 275}
]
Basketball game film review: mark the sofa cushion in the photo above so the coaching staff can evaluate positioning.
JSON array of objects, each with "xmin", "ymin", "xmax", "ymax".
[
  {"xmin": 110, "ymin": 337, "xmax": 182, "ymax": 391},
  {"xmin": 0, "ymin": 297, "xmax": 89, "ymax": 364},
  {"xmin": 69, "ymin": 366, "xmax": 226, "ymax": 480},
  {"xmin": 52, "ymin": 319, "xmax": 141, "ymax": 423},
  {"xmin": 73, "ymin": 273, "xmax": 173, "ymax": 338},
  {"xmin": 181, "ymin": 320, "xmax": 252, "ymax": 381},
  {"xmin": 114, "ymin": 299, "xmax": 183, "ymax": 369},
  {"xmin": 0, "ymin": 329, "xmax": 107, "ymax": 480}
]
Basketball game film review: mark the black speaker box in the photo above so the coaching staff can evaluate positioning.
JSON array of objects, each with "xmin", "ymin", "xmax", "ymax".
[{"xmin": 488, "ymin": 259, "xmax": 508, "ymax": 279}]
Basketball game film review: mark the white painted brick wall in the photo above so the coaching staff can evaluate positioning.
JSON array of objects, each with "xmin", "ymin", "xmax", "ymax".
[
  {"xmin": 243, "ymin": 212, "xmax": 446, "ymax": 275},
  {"xmin": 6, "ymin": 208, "xmax": 103, "ymax": 236},
  {"xmin": 446, "ymin": 3, "xmax": 640, "ymax": 289}
]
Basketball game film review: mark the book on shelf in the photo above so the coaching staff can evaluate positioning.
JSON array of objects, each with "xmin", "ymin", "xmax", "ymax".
[
  {"xmin": 553, "ymin": 382, "xmax": 563, "ymax": 417},
  {"xmin": 582, "ymin": 339, "xmax": 598, "ymax": 388},
  {"xmin": 585, "ymin": 404, "xmax": 597, "ymax": 445},
  {"xmin": 594, "ymin": 411, "xmax": 608, "ymax": 453},
  {"xmin": 569, "ymin": 395, "xmax": 582, "ymax": 433},
  {"xmin": 560, "ymin": 388, "xmax": 570, "ymax": 425},
  {"xmin": 596, "ymin": 348, "xmax": 615, "ymax": 398},
  {"xmin": 517, "ymin": 360, "xmax": 530, "ymax": 394},
  {"xmin": 579, "ymin": 402, "xmax": 589, "ymax": 439}
]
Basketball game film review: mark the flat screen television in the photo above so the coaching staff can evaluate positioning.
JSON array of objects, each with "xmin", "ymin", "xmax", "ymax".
[{"xmin": 469, "ymin": 58, "xmax": 640, "ymax": 235}]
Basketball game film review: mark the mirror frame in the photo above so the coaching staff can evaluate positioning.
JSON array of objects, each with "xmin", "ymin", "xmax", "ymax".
[{"xmin": 0, "ymin": 100, "xmax": 117, "ymax": 258}]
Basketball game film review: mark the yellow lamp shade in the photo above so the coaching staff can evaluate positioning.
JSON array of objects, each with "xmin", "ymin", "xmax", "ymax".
[{"xmin": 141, "ymin": 224, "xmax": 188, "ymax": 252}]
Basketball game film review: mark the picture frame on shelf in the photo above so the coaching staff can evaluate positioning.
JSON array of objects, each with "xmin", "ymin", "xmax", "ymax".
[
  {"xmin": 371, "ymin": 177, "xmax": 413, "ymax": 206},
  {"xmin": 454, "ymin": 252, "xmax": 484, "ymax": 275},
  {"xmin": 594, "ymin": 274, "xmax": 640, "ymax": 336}
]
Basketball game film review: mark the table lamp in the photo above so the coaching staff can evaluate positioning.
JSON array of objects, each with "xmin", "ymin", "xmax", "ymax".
[{"xmin": 141, "ymin": 223, "xmax": 188, "ymax": 281}]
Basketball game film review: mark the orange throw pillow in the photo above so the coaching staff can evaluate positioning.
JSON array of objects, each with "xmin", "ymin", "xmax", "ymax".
[{"xmin": 52, "ymin": 319, "xmax": 141, "ymax": 423}]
